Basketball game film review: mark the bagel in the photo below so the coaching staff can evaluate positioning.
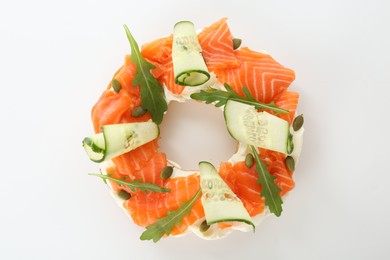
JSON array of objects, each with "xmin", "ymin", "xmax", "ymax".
[{"xmin": 83, "ymin": 18, "xmax": 304, "ymax": 241}]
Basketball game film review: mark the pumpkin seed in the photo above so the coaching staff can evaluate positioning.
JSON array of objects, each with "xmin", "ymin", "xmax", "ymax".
[
  {"xmin": 132, "ymin": 106, "xmax": 147, "ymax": 117},
  {"xmin": 293, "ymin": 114, "xmax": 304, "ymax": 131},
  {"xmin": 112, "ymin": 78, "xmax": 121, "ymax": 93},
  {"xmin": 199, "ymin": 220, "xmax": 210, "ymax": 232},
  {"xmin": 285, "ymin": 156, "xmax": 295, "ymax": 171},
  {"xmin": 160, "ymin": 166, "xmax": 173, "ymax": 180},
  {"xmin": 245, "ymin": 153, "xmax": 254, "ymax": 168},
  {"xmin": 232, "ymin": 38, "xmax": 242, "ymax": 50},
  {"xmin": 117, "ymin": 190, "xmax": 131, "ymax": 200}
]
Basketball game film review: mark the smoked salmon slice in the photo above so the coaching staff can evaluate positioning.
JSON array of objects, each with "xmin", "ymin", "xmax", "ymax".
[
  {"xmin": 91, "ymin": 90, "xmax": 133, "ymax": 133},
  {"xmin": 219, "ymin": 150, "xmax": 295, "ymax": 217},
  {"xmin": 106, "ymin": 152, "xmax": 166, "ymax": 195},
  {"xmin": 214, "ymin": 47, "xmax": 295, "ymax": 104},
  {"xmin": 141, "ymin": 36, "xmax": 173, "ymax": 65},
  {"xmin": 142, "ymin": 36, "xmax": 186, "ymax": 95},
  {"xmin": 274, "ymin": 90, "xmax": 299, "ymax": 124},
  {"xmin": 219, "ymin": 162, "xmax": 265, "ymax": 217},
  {"xmin": 124, "ymin": 174, "xmax": 205, "ymax": 235},
  {"xmin": 197, "ymin": 18, "xmax": 239, "ymax": 71},
  {"xmin": 259, "ymin": 148, "xmax": 295, "ymax": 196},
  {"xmin": 107, "ymin": 137, "xmax": 160, "ymax": 188},
  {"xmin": 91, "ymin": 55, "xmax": 153, "ymax": 133}
]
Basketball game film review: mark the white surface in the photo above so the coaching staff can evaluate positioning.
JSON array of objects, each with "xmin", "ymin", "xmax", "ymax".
[
  {"xmin": 160, "ymin": 99, "xmax": 237, "ymax": 170},
  {"xmin": 0, "ymin": 0, "xmax": 389, "ymax": 259}
]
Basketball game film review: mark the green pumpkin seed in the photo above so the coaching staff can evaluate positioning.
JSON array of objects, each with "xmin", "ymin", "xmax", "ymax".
[
  {"xmin": 117, "ymin": 190, "xmax": 131, "ymax": 200},
  {"xmin": 286, "ymin": 133, "xmax": 294, "ymax": 154},
  {"xmin": 199, "ymin": 220, "xmax": 210, "ymax": 232},
  {"xmin": 160, "ymin": 166, "xmax": 173, "ymax": 180},
  {"xmin": 112, "ymin": 78, "xmax": 121, "ymax": 93},
  {"xmin": 245, "ymin": 153, "xmax": 254, "ymax": 168},
  {"xmin": 232, "ymin": 38, "xmax": 242, "ymax": 50},
  {"xmin": 285, "ymin": 156, "xmax": 295, "ymax": 171},
  {"xmin": 293, "ymin": 114, "xmax": 304, "ymax": 131},
  {"xmin": 132, "ymin": 106, "xmax": 147, "ymax": 117}
]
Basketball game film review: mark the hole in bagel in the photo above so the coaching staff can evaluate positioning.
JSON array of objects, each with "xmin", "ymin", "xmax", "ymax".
[{"xmin": 159, "ymin": 99, "xmax": 237, "ymax": 170}]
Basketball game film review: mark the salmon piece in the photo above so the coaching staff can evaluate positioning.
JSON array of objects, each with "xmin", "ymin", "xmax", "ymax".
[
  {"xmin": 259, "ymin": 149, "xmax": 295, "ymax": 196},
  {"xmin": 269, "ymin": 159, "xmax": 294, "ymax": 196},
  {"xmin": 131, "ymin": 152, "xmax": 167, "ymax": 185},
  {"xmin": 218, "ymin": 222, "xmax": 234, "ymax": 229},
  {"xmin": 170, "ymin": 198, "xmax": 204, "ymax": 235},
  {"xmin": 158, "ymin": 60, "xmax": 185, "ymax": 95},
  {"xmin": 219, "ymin": 149, "xmax": 295, "ymax": 215},
  {"xmin": 124, "ymin": 174, "xmax": 205, "ymax": 235},
  {"xmin": 110, "ymin": 152, "xmax": 166, "ymax": 195},
  {"xmin": 214, "ymin": 47, "xmax": 295, "ymax": 103},
  {"xmin": 114, "ymin": 55, "xmax": 137, "ymax": 94},
  {"xmin": 91, "ymin": 55, "xmax": 154, "ymax": 133},
  {"xmin": 142, "ymin": 36, "xmax": 173, "ymax": 64},
  {"xmin": 91, "ymin": 90, "xmax": 133, "ymax": 133},
  {"xmin": 220, "ymin": 162, "xmax": 265, "ymax": 216},
  {"xmin": 197, "ymin": 18, "xmax": 239, "ymax": 71},
  {"xmin": 112, "ymin": 141, "xmax": 159, "ymax": 177},
  {"xmin": 141, "ymin": 36, "xmax": 185, "ymax": 94},
  {"xmin": 114, "ymin": 56, "xmax": 153, "ymax": 123},
  {"xmin": 274, "ymin": 91, "xmax": 299, "ymax": 124},
  {"xmin": 149, "ymin": 62, "xmax": 165, "ymax": 80}
]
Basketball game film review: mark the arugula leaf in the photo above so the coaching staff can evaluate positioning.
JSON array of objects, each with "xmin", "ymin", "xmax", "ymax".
[
  {"xmin": 89, "ymin": 173, "xmax": 170, "ymax": 193},
  {"xmin": 250, "ymin": 146, "xmax": 283, "ymax": 216},
  {"xmin": 123, "ymin": 25, "xmax": 168, "ymax": 124},
  {"xmin": 99, "ymin": 170, "xmax": 110, "ymax": 185},
  {"xmin": 140, "ymin": 189, "xmax": 201, "ymax": 242},
  {"xmin": 191, "ymin": 83, "xmax": 289, "ymax": 115}
]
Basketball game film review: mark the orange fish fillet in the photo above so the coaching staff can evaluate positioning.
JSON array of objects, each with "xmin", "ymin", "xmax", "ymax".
[
  {"xmin": 219, "ymin": 149, "xmax": 295, "ymax": 216},
  {"xmin": 91, "ymin": 90, "xmax": 133, "ymax": 133},
  {"xmin": 141, "ymin": 35, "xmax": 186, "ymax": 95},
  {"xmin": 198, "ymin": 18, "xmax": 239, "ymax": 71},
  {"xmin": 259, "ymin": 149, "xmax": 295, "ymax": 196},
  {"xmin": 274, "ymin": 90, "xmax": 299, "ymax": 124},
  {"xmin": 214, "ymin": 47, "xmax": 295, "ymax": 103},
  {"xmin": 123, "ymin": 174, "xmax": 205, "ymax": 235},
  {"xmin": 220, "ymin": 161, "xmax": 265, "ymax": 217}
]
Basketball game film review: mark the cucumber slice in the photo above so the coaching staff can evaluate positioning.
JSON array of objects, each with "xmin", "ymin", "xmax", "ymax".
[
  {"xmin": 82, "ymin": 133, "xmax": 105, "ymax": 161},
  {"xmin": 172, "ymin": 21, "xmax": 210, "ymax": 86},
  {"xmin": 224, "ymin": 100, "xmax": 291, "ymax": 154},
  {"xmin": 83, "ymin": 122, "xmax": 159, "ymax": 163},
  {"xmin": 199, "ymin": 161, "xmax": 254, "ymax": 228}
]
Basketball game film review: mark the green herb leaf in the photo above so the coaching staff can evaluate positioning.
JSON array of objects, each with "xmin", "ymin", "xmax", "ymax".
[
  {"xmin": 191, "ymin": 83, "xmax": 289, "ymax": 115},
  {"xmin": 96, "ymin": 171, "xmax": 109, "ymax": 185},
  {"xmin": 140, "ymin": 189, "xmax": 201, "ymax": 242},
  {"xmin": 250, "ymin": 146, "xmax": 283, "ymax": 216},
  {"xmin": 123, "ymin": 25, "xmax": 168, "ymax": 124},
  {"xmin": 89, "ymin": 173, "xmax": 170, "ymax": 193}
]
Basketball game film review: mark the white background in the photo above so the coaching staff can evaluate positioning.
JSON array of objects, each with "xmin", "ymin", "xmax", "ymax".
[{"xmin": 1, "ymin": 0, "xmax": 389, "ymax": 259}]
